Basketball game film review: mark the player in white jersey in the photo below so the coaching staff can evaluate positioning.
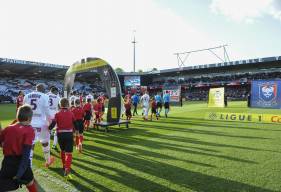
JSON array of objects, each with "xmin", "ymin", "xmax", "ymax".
[
  {"xmin": 140, "ymin": 91, "xmax": 150, "ymax": 120},
  {"xmin": 47, "ymin": 87, "xmax": 61, "ymax": 150},
  {"xmin": 23, "ymin": 84, "xmax": 55, "ymax": 168},
  {"xmin": 86, "ymin": 93, "xmax": 94, "ymax": 102},
  {"xmin": 69, "ymin": 91, "xmax": 79, "ymax": 107}
]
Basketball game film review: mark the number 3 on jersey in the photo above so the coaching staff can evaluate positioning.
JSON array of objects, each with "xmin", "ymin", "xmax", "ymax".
[
  {"xmin": 30, "ymin": 99, "xmax": 37, "ymax": 110},
  {"xmin": 49, "ymin": 98, "xmax": 53, "ymax": 107}
]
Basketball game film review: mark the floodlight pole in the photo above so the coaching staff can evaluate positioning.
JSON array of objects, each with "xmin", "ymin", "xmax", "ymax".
[{"xmin": 132, "ymin": 31, "xmax": 137, "ymax": 72}]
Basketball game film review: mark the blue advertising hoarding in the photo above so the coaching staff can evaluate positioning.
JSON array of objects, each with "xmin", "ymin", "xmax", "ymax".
[{"xmin": 251, "ymin": 80, "xmax": 281, "ymax": 109}]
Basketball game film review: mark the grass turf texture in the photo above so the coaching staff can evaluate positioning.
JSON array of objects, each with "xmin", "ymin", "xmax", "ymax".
[{"xmin": 0, "ymin": 101, "xmax": 281, "ymax": 192}]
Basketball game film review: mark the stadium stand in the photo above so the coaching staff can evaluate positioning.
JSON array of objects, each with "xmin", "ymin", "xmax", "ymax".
[
  {"xmin": 0, "ymin": 58, "xmax": 108, "ymax": 104},
  {"xmin": 0, "ymin": 56, "xmax": 281, "ymax": 103}
]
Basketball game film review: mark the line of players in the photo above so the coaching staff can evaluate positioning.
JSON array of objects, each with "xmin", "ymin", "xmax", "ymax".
[
  {"xmin": 124, "ymin": 90, "xmax": 171, "ymax": 121},
  {"xmin": 0, "ymin": 84, "xmax": 105, "ymax": 192}
]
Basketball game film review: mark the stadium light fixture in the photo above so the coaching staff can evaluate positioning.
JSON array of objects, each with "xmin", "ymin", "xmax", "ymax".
[{"xmin": 174, "ymin": 45, "xmax": 230, "ymax": 69}]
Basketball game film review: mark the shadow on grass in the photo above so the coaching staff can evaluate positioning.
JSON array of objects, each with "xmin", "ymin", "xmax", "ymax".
[
  {"xmin": 114, "ymin": 124, "xmax": 273, "ymax": 153},
  {"xmin": 93, "ymin": 136, "xmax": 257, "ymax": 164},
  {"xmin": 43, "ymin": 117, "xmax": 277, "ymax": 191},
  {"xmin": 79, "ymin": 143, "xmax": 274, "ymax": 192},
  {"xmin": 133, "ymin": 120, "xmax": 272, "ymax": 140},
  {"xmin": 166, "ymin": 116, "xmax": 281, "ymax": 132}
]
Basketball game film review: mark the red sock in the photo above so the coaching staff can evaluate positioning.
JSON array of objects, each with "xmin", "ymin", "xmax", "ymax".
[
  {"xmin": 75, "ymin": 136, "xmax": 79, "ymax": 146},
  {"xmin": 26, "ymin": 180, "xmax": 37, "ymax": 192},
  {"xmin": 65, "ymin": 153, "xmax": 72, "ymax": 171},
  {"xmin": 60, "ymin": 151, "xmax": 65, "ymax": 168},
  {"xmin": 79, "ymin": 135, "xmax": 84, "ymax": 144}
]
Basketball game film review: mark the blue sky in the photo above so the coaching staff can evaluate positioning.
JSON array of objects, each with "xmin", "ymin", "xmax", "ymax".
[
  {"xmin": 0, "ymin": 0, "xmax": 280, "ymax": 71},
  {"xmin": 156, "ymin": 0, "xmax": 281, "ymax": 62}
]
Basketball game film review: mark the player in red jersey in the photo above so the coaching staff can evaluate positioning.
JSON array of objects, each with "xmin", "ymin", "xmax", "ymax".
[
  {"xmin": 124, "ymin": 98, "xmax": 132, "ymax": 120},
  {"xmin": 79, "ymin": 93, "xmax": 83, "ymax": 107},
  {"xmin": 83, "ymin": 98, "xmax": 92, "ymax": 131},
  {"xmin": 16, "ymin": 91, "xmax": 24, "ymax": 111},
  {"xmin": 10, "ymin": 91, "xmax": 25, "ymax": 125},
  {"xmin": 93, "ymin": 98, "xmax": 103, "ymax": 126},
  {"xmin": 125, "ymin": 92, "xmax": 131, "ymax": 100},
  {"xmin": 49, "ymin": 98, "xmax": 75, "ymax": 180},
  {"xmin": 98, "ymin": 94, "xmax": 106, "ymax": 120},
  {"xmin": 0, "ymin": 105, "xmax": 38, "ymax": 192},
  {"xmin": 71, "ymin": 99, "xmax": 84, "ymax": 153},
  {"xmin": 151, "ymin": 98, "xmax": 159, "ymax": 121}
]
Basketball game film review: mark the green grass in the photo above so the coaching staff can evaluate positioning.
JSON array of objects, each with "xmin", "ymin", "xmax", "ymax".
[{"xmin": 1, "ymin": 101, "xmax": 281, "ymax": 192}]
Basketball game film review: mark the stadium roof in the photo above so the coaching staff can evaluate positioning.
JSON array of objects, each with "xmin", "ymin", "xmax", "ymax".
[
  {"xmin": 0, "ymin": 58, "xmax": 67, "ymax": 78},
  {"xmin": 1, "ymin": 56, "xmax": 281, "ymax": 79}
]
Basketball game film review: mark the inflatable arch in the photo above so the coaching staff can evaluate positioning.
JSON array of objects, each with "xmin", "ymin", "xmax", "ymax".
[{"xmin": 64, "ymin": 57, "xmax": 122, "ymax": 123}]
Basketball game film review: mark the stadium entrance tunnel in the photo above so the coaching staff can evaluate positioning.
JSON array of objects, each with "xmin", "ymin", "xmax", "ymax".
[{"xmin": 64, "ymin": 57, "xmax": 122, "ymax": 123}]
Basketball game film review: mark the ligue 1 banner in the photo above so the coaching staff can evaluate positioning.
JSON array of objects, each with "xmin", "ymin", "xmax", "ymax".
[
  {"xmin": 163, "ymin": 85, "xmax": 181, "ymax": 103},
  {"xmin": 205, "ymin": 112, "xmax": 281, "ymax": 124},
  {"xmin": 251, "ymin": 80, "xmax": 281, "ymax": 109},
  {"xmin": 208, "ymin": 87, "xmax": 224, "ymax": 108}
]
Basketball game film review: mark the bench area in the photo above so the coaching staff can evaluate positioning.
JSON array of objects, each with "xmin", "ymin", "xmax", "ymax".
[{"xmin": 93, "ymin": 120, "xmax": 131, "ymax": 132}]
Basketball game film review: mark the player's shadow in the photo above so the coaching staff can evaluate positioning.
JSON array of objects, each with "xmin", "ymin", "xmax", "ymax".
[
  {"xmin": 133, "ymin": 120, "xmax": 272, "ymax": 140},
  {"xmin": 131, "ymin": 124, "xmax": 279, "ymax": 153},
  {"xmin": 89, "ymin": 136, "xmax": 257, "ymax": 164},
  {"xmin": 80, "ymin": 143, "xmax": 275, "ymax": 192},
  {"xmin": 166, "ymin": 116, "xmax": 281, "ymax": 131},
  {"xmin": 93, "ymin": 124, "xmax": 273, "ymax": 153}
]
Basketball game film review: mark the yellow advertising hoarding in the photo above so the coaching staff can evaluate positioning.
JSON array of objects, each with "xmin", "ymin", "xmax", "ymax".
[{"xmin": 208, "ymin": 88, "xmax": 225, "ymax": 108}]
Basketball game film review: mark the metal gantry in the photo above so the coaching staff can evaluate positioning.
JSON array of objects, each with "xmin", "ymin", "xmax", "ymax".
[{"xmin": 174, "ymin": 45, "xmax": 230, "ymax": 68}]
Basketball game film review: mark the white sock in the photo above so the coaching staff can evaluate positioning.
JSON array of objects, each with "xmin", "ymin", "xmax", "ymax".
[
  {"xmin": 29, "ymin": 149, "xmax": 34, "ymax": 167},
  {"xmin": 43, "ymin": 143, "xmax": 50, "ymax": 163},
  {"xmin": 53, "ymin": 132, "xmax": 58, "ymax": 146}
]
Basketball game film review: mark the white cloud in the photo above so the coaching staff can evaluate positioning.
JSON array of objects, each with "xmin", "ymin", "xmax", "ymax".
[
  {"xmin": 210, "ymin": 0, "xmax": 281, "ymax": 23},
  {"xmin": 0, "ymin": 0, "xmax": 221, "ymax": 71}
]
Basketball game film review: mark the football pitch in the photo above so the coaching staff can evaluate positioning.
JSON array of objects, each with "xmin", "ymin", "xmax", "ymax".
[{"xmin": 1, "ymin": 101, "xmax": 281, "ymax": 192}]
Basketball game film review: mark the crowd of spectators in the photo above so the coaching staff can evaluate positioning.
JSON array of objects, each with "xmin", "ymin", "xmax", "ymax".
[
  {"xmin": 184, "ymin": 87, "xmax": 249, "ymax": 101},
  {"xmin": 1, "ymin": 71, "xmax": 280, "ymax": 103},
  {"xmin": 0, "ymin": 77, "xmax": 105, "ymax": 103},
  {"xmin": 149, "ymin": 72, "xmax": 281, "ymax": 101},
  {"xmin": 150, "ymin": 72, "xmax": 281, "ymax": 87}
]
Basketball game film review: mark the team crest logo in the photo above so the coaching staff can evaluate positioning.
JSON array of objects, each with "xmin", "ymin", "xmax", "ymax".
[
  {"xmin": 259, "ymin": 82, "xmax": 277, "ymax": 102},
  {"xmin": 104, "ymin": 69, "xmax": 108, "ymax": 76}
]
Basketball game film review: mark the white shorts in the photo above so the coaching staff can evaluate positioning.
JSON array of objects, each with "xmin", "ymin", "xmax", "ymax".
[
  {"xmin": 143, "ymin": 106, "xmax": 149, "ymax": 117},
  {"xmin": 32, "ymin": 125, "xmax": 50, "ymax": 144}
]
